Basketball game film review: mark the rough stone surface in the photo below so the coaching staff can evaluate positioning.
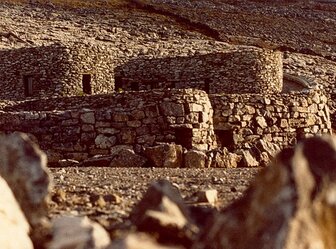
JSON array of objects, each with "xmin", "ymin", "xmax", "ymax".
[
  {"xmin": 144, "ymin": 143, "xmax": 183, "ymax": 168},
  {"xmin": 49, "ymin": 216, "xmax": 111, "ymax": 249},
  {"xmin": 130, "ymin": 180, "xmax": 196, "ymax": 246},
  {"xmin": 109, "ymin": 233, "xmax": 183, "ymax": 249},
  {"xmin": 184, "ymin": 150, "xmax": 207, "ymax": 168},
  {"xmin": 0, "ymin": 132, "xmax": 51, "ymax": 227},
  {"xmin": 193, "ymin": 135, "xmax": 336, "ymax": 249},
  {"xmin": 0, "ymin": 177, "xmax": 33, "ymax": 249},
  {"xmin": 110, "ymin": 148, "xmax": 147, "ymax": 168}
]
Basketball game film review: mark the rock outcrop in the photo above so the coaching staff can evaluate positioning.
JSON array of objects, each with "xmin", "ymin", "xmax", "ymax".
[
  {"xmin": 0, "ymin": 132, "xmax": 51, "ymax": 227},
  {"xmin": 193, "ymin": 135, "xmax": 336, "ymax": 249},
  {"xmin": 49, "ymin": 216, "xmax": 111, "ymax": 249},
  {"xmin": 0, "ymin": 177, "xmax": 33, "ymax": 249},
  {"xmin": 144, "ymin": 144, "xmax": 183, "ymax": 168}
]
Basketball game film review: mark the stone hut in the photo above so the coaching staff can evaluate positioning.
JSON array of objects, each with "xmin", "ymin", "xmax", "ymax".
[
  {"xmin": 114, "ymin": 48, "xmax": 283, "ymax": 94},
  {"xmin": 0, "ymin": 43, "xmax": 116, "ymax": 100}
]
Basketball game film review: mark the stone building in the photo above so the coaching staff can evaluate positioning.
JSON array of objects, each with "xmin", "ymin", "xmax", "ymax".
[
  {"xmin": 114, "ymin": 48, "xmax": 283, "ymax": 94},
  {"xmin": 0, "ymin": 42, "xmax": 332, "ymax": 164},
  {"xmin": 0, "ymin": 43, "xmax": 116, "ymax": 100}
]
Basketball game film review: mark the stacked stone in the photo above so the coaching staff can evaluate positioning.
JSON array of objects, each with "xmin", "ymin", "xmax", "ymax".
[
  {"xmin": 0, "ymin": 43, "xmax": 118, "ymax": 101},
  {"xmin": 211, "ymin": 89, "xmax": 332, "ymax": 149},
  {"xmin": 115, "ymin": 48, "xmax": 283, "ymax": 94},
  {"xmin": 0, "ymin": 89, "xmax": 215, "ymax": 161}
]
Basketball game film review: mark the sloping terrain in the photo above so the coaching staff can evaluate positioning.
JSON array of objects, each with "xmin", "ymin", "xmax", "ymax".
[{"xmin": 1, "ymin": 1, "xmax": 336, "ymax": 247}]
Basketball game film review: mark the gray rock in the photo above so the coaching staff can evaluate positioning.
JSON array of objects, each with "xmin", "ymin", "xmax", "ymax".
[
  {"xmin": 49, "ymin": 216, "xmax": 110, "ymax": 249},
  {"xmin": 0, "ymin": 132, "xmax": 51, "ymax": 227},
  {"xmin": 0, "ymin": 177, "xmax": 33, "ymax": 249},
  {"xmin": 130, "ymin": 180, "xmax": 196, "ymax": 246},
  {"xmin": 144, "ymin": 143, "xmax": 183, "ymax": 168},
  {"xmin": 193, "ymin": 135, "xmax": 336, "ymax": 249}
]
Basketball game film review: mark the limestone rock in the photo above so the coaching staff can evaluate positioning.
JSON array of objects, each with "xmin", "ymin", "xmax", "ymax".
[
  {"xmin": 130, "ymin": 180, "xmax": 196, "ymax": 246},
  {"xmin": 207, "ymin": 148, "xmax": 242, "ymax": 168},
  {"xmin": 144, "ymin": 143, "xmax": 183, "ymax": 168},
  {"xmin": 0, "ymin": 177, "xmax": 33, "ymax": 249},
  {"xmin": 0, "ymin": 132, "xmax": 51, "ymax": 227},
  {"xmin": 238, "ymin": 149, "xmax": 259, "ymax": 167},
  {"xmin": 192, "ymin": 135, "xmax": 336, "ymax": 249},
  {"xmin": 109, "ymin": 233, "xmax": 183, "ymax": 249},
  {"xmin": 49, "ymin": 216, "xmax": 110, "ymax": 249},
  {"xmin": 195, "ymin": 189, "xmax": 218, "ymax": 206},
  {"xmin": 184, "ymin": 150, "xmax": 207, "ymax": 168},
  {"xmin": 110, "ymin": 148, "xmax": 147, "ymax": 167}
]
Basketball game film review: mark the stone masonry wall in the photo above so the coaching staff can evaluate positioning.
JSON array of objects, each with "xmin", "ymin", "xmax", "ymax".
[
  {"xmin": 115, "ymin": 48, "xmax": 283, "ymax": 94},
  {"xmin": 0, "ymin": 89, "xmax": 215, "ymax": 161},
  {"xmin": 0, "ymin": 43, "xmax": 116, "ymax": 100},
  {"xmin": 0, "ymin": 88, "xmax": 331, "ymax": 162},
  {"xmin": 211, "ymin": 89, "xmax": 332, "ymax": 149}
]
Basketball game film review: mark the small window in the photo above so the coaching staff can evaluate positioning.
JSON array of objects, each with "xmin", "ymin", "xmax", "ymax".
[
  {"xmin": 23, "ymin": 75, "xmax": 33, "ymax": 97},
  {"xmin": 82, "ymin": 74, "xmax": 92, "ymax": 94}
]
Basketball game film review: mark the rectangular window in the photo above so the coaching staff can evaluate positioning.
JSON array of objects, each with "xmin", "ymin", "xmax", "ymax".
[
  {"xmin": 82, "ymin": 74, "xmax": 92, "ymax": 94},
  {"xmin": 23, "ymin": 75, "xmax": 33, "ymax": 97}
]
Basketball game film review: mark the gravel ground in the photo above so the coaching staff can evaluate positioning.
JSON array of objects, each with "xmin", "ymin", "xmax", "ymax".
[{"xmin": 48, "ymin": 167, "xmax": 261, "ymax": 235}]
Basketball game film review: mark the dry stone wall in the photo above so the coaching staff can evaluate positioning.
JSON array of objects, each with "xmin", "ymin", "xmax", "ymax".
[
  {"xmin": 115, "ymin": 48, "xmax": 283, "ymax": 94},
  {"xmin": 211, "ymin": 89, "xmax": 332, "ymax": 149},
  {"xmin": 0, "ymin": 89, "xmax": 215, "ymax": 162},
  {"xmin": 0, "ymin": 88, "xmax": 332, "ymax": 163},
  {"xmin": 0, "ymin": 43, "xmax": 116, "ymax": 100}
]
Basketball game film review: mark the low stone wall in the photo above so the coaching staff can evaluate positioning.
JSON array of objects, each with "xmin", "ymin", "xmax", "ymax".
[
  {"xmin": 0, "ymin": 89, "xmax": 215, "ymax": 161},
  {"xmin": 210, "ymin": 89, "xmax": 332, "ymax": 149},
  {"xmin": 0, "ymin": 88, "xmax": 331, "ymax": 162},
  {"xmin": 115, "ymin": 48, "xmax": 283, "ymax": 94}
]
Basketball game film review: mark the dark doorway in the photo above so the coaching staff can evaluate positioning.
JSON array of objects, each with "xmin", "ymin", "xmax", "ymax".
[
  {"xmin": 23, "ymin": 75, "xmax": 33, "ymax": 97},
  {"xmin": 204, "ymin": 80, "xmax": 210, "ymax": 93},
  {"xmin": 82, "ymin": 74, "xmax": 92, "ymax": 94},
  {"xmin": 215, "ymin": 130, "xmax": 234, "ymax": 150},
  {"xmin": 175, "ymin": 127, "xmax": 193, "ymax": 149}
]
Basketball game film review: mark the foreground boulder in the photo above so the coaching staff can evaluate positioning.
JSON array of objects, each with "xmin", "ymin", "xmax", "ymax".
[
  {"xmin": 130, "ymin": 180, "xmax": 197, "ymax": 247},
  {"xmin": 0, "ymin": 132, "xmax": 51, "ymax": 226},
  {"xmin": 0, "ymin": 177, "xmax": 33, "ymax": 249},
  {"xmin": 49, "ymin": 216, "xmax": 111, "ymax": 249},
  {"xmin": 144, "ymin": 143, "xmax": 183, "ymax": 168},
  {"xmin": 192, "ymin": 135, "xmax": 336, "ymax": 249},
  {"xmin": 109, "ymin": 233, "xmax": 184, "ymax": 249}
]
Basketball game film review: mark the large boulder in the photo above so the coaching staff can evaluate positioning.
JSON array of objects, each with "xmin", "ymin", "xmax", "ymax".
[
  {"xmin": 0, "ymin": 177, "xmax": 33, "ymax": 249},
  {"xmin": 109, "ymin": 233, "xmax": 184, "ymax": 249},
  {"xmin": 184, "ymin": 150, "xmax": 207, "ymax": 168},
  {"xmin": 0, "ymin": 132, "xmax": 51, "ymax": 227},
  {"xmin": 192, "ymin": 135, "xmax": 336, "ymax": 249},
  {"xmin": 144, "ymin": 143, "xmax": 183, "ymax": 168},
  {"xmin": 130, "ymin": 180, "xmax": 197, "ymax": 247},
  {"xmin": 110, "ymin": 148, "xmax": 147, "ymax": 168},
  {"xmin": 49, "ymin": 216, "xmax": 111, "ymax": 249}
]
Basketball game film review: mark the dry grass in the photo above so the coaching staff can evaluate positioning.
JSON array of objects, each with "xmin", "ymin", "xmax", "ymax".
[{"xmin": 0, "ymin": 0, "xmax": 130, "ymax": 8}]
